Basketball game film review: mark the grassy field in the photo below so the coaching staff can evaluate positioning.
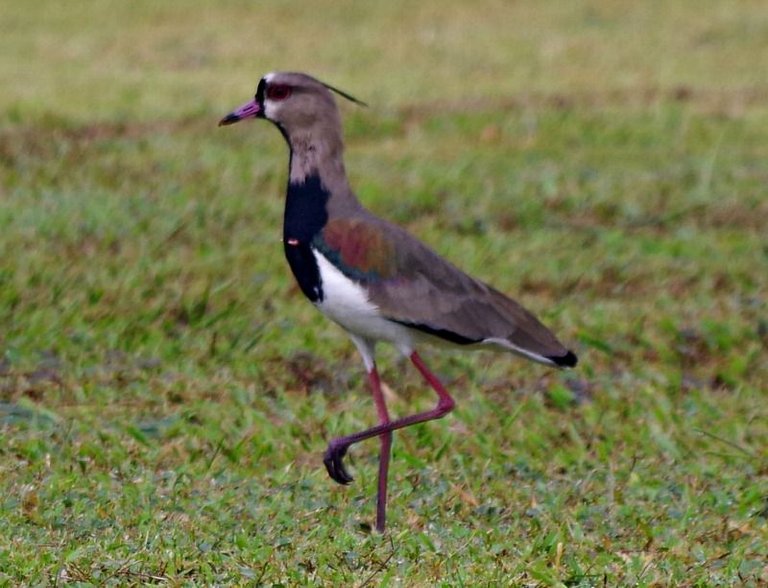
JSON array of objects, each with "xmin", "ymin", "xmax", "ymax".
[{"xmin": 1, "ymin": 0, "xmax": 767, "ymax": 585}]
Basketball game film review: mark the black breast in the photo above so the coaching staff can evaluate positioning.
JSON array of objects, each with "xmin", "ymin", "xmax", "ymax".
[{"xmin": 283, "ymin": 174, "xmax": 330, "ymax": 302}]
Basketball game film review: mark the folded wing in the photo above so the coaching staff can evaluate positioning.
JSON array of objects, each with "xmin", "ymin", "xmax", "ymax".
[{"xmin": 315, "ymin": 215, "xmax": 576, "ymax": 366}]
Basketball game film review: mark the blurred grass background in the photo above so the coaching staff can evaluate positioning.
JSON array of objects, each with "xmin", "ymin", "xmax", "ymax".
[{"xmin": 1, "ymin": 0, "xmax": 766, "ymax": 585}]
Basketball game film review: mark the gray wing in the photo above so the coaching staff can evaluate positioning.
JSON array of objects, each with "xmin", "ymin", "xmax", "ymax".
[{"xmin": 364, "ymin": 219, "xmax": 573, "ymax": 363}]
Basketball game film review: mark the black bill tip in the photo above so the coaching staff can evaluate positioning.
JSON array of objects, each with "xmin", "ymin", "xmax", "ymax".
[{"xmin": 218, "ymin": 113, "xmax": 240, "ymax": 127}]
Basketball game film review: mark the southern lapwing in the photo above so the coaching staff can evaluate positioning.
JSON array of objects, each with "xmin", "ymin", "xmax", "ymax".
[{"xmin": 219, "ymin": 72, "xmax": 577, "ymax": 532}]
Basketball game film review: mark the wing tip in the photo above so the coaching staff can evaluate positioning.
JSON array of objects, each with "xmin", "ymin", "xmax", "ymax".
[{"xmin": 548, "ymin": 350, "xmax": 578, "ymax": 368}]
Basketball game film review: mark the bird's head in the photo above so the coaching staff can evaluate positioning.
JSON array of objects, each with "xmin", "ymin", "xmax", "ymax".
[{"xmin": 219, "ymin": 72, "xmax": 365, "ymax": 140}]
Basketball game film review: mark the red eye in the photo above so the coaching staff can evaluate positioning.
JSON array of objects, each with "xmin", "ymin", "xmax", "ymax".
[{"xmin": 266, "ymin": 84, "xmax": 292, "ymax": 101}]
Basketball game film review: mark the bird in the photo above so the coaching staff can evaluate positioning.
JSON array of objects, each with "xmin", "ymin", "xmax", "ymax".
[{"xmin": 219, "ymin": 72, "xmax": 577, "ymax": 532}]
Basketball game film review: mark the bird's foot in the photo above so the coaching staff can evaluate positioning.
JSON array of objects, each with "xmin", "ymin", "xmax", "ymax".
[{"xmin": 323, "ymin": 439, "xmax": 354, "ymax": 485}]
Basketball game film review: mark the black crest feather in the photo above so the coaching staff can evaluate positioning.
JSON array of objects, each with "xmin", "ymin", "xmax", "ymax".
[{"xmin": 322, "ymin": 82, "xmax": 368, "ymax": 107}]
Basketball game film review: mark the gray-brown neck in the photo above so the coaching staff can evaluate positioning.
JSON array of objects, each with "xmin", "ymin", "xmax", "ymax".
[{"xmin": 285, "ymin": 126, "xmax": 363, "ymax": 218}]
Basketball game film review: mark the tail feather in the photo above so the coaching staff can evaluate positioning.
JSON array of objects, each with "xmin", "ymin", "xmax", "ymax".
[{"xmin": 547, "ymin": 349, "xmax": 578, "ymax": 368}]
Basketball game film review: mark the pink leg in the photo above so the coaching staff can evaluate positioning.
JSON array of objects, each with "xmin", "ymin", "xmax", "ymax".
[
  {"xmin": 368, "ymin": 367, "xmax": 392, "ymax": 532},
  {"xmin": 323, "ymin": 351, "xmax": 456, "ymax": 531}
]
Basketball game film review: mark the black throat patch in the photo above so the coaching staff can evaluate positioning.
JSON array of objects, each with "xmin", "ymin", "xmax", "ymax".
[
  {"xmin": 254, "ymin": 78, "xmax": 267, "ymax": 118},
  {"xmin": 283, "ymin": 174, "xmax": 330, "ymax": 302}
]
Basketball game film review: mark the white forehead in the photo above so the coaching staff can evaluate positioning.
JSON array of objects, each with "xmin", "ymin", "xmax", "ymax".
[{"xmin": 264, "ymin": 72, "xmax": 276, "ymax": 83}]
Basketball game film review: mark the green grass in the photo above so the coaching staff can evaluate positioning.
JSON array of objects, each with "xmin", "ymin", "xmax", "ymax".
[{"xmin": 1, "ymin": 0, "xmax": 767, "ymax": 585}]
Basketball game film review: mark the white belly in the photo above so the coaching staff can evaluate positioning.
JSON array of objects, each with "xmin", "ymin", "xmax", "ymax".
[{"xmin": 313, "ymin": 250, "xmax": 414, "ymax": 355}]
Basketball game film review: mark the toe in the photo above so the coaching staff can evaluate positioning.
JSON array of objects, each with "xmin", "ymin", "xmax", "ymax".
[
  {"xmin": 335, "ymin": 456, "xmax": 353, "ymax": 484},
  {"xmin": 323, "ymin": 443, "xmax": 354, "ymax": 485}
]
